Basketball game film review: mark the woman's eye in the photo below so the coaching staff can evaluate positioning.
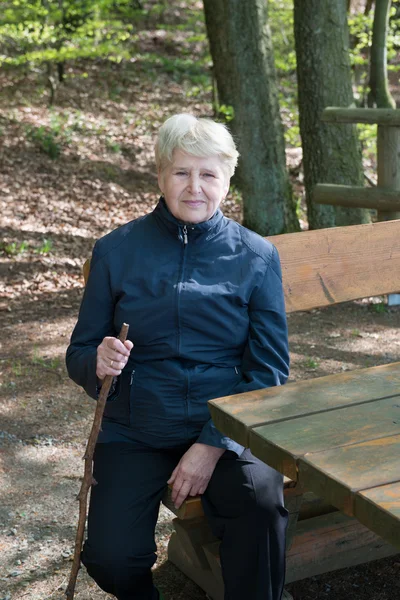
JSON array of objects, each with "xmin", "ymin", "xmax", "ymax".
[
  {"xmin": 203, "ymin": 173, "xmax": 214, "ymax": 178},
  {"xmin": 176, "ymin": 171, "xmax": 187, "ymax": 176}
]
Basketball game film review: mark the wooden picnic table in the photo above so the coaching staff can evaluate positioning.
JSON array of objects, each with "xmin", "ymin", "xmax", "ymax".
[{"xmin": 209, "ymin": 361, "xmax": 400, "ymax": 551}]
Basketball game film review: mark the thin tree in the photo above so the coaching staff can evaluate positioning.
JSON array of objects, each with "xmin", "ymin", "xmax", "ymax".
[
  {"xmin": 294, "ymin": 0, "xmax": 371, "ymax": 229},
  {"xmin": 368, "ymin": 0, "xmax": 396, "ymax": 108},
  {"xmin": 203, "ymin": 0, "xmax": 299, "ymax": 236}
]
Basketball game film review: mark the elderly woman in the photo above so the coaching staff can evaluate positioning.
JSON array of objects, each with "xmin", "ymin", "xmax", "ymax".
[{"xmin": 66, "ymin": 114, "xmax": 289, "ymax": 600}]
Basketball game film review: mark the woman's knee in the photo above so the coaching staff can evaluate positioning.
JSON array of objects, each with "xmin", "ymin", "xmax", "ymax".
[{"xmin": 82, "ymin": 541, "xmax": 156, "ymax": 591}]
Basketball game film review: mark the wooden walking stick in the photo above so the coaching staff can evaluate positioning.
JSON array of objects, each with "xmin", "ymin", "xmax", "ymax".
[{"xmin": 66, "ymin": 323, "xmax": 130, "ymax": 599}]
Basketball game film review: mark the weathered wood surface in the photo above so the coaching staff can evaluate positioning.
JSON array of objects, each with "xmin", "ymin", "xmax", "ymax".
[
  {"xmin": 168, "ymin": 533, "xmax": 224, "ymax": 600},
  {"xmin": 314, "ymin": 183, "xmax": 400, "ymax": 211},
  {"xmin": 285, "ymin": 511, "xmax": 398, "ymax": 583},
  {"xmin": 298, "ymin": 434, "xmax": 400, "ymax": 516},
  {"xmin": 249, "ymin": 395, "xmax": 400, "ymax": 480},
  {"xmin": 199, "ymin": 513, "xmax": 397, "ymax": 587},
  {"xmin": 322, "ymin": 107, "xmax": 400, "ymax": 125},
  {"xmin": 268, "ymin": 219, "xmax": 400, "ymax": 312},
  {"xmin": 208, "ymin": 362, "xmax": 400, "ymax": 448},
  {"xmin": 162, "ymin": 486, "xmax": 205, "ymax": 520},
  {"xmin": 163, "ymin": 476, "xmax": 296, "ymax": 520},
  {"xmin": 354, "ymin": 482, "xmax": 400, "ymax": 550}
]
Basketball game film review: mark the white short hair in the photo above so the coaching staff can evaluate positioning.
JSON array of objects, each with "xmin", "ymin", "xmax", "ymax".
[{"xmin": 155, "ymin": 113, "xmax": 239, "ymax": 177}]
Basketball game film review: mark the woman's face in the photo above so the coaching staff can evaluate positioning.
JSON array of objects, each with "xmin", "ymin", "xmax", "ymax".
[{"xmin": 158, "ymin": 150, "xmax": 230, "ymax": 224}]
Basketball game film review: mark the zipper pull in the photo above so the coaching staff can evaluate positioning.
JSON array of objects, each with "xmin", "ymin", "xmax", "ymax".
[
  {"xmin": 130, "ymin": 370, "xmax": 135, "ymax": 385},
  {"xmin": 182, "ymin": 225, "xmax": 188, "ymax": 245}
]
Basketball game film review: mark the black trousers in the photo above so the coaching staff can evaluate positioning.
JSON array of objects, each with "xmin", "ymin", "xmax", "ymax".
[{"xmin": 81, "ymin": 442, "xmax": 288, "ymax": 600}]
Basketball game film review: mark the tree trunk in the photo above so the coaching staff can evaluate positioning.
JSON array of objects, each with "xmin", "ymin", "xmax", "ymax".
[
  {"xmin": 368, "ymin": 0, "xmax": 396, "ymax": 108},
  {"xmin": 294, "ymin": 0, "xmax": 371, "ymax": 229},
  {"xmin": 203, "ymin": 0, "xmax": 299, "ymax": 236}
]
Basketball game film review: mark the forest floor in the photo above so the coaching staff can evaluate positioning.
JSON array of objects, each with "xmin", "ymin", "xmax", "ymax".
[{"xmin": 1, "ymin": 4, "xmax": 400, "ymax": 600}]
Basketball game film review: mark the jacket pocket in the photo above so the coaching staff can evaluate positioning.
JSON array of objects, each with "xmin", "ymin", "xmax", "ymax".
[{"xmin": 103, "ymin": 370, "xmax": 131, "ymax": 426}]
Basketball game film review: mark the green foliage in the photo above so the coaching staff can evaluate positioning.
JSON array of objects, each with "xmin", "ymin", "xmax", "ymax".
[
  {"xmin": 217, "ymin": 104, "xmax": 234, "ymax": 122},
  {"xmin": 25, "ymin": 110, "xmax": 77, "ymax": 157},
  {"xmin": 0, "ymin": 0, "xmax": 140, "ymax": 68},
  {"xmin": 32, "ymin": 347, "xmax": 60, "ymax": 369},
  {"xmin": 357, "ymin": 123, "xmax": 377, "ymax": 159},
  {"xmin": 35, "ymin": 238, "xmax": 53, "ymax": 254},
  {"xmin": 269, "ymin": 1, "xmax": 300, "ymax": 147},
  {"xmin": 105, "ymin": 137, "xmax": 121, "ymax": 153},
  {"xmin": 269, "ymin": 0, "xmax": 296, "ymax": 75},
  {"xmin": 303, "ymin": 357, "xmax": 319, "ymax": 369},
  {"xmin": 0, "ymin": 240, "xmax": 28, "ymax": 256},
  {"xmin": 26, "ymin": 125, "xmax": 62, "ymax": 158},
  {"xmin": 369, "ymin": 301, "xmax": 387, "ymax": 314}
]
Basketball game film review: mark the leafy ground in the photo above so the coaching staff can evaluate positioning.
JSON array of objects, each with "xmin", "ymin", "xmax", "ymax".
[{"xmin": 1, "ymin": 2, "xmax": 400, "ymax": 599}]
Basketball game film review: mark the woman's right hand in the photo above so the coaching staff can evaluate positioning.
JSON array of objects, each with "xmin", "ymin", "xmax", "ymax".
[{"xmin": 96, "ymin": 336, "xmax": 134, "ymax": 381}]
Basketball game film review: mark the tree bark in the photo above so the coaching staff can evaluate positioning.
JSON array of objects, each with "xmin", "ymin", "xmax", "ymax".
[
  {"xmin": 368, "ymin": 0, "xmax": 396, "ymax": 108},
  {"xmin": 203, "ymin": 0, "xmax": 299, "ymax": 235},
  {"xmin": 294, "ymin": 0, "xmax": 371, "ymax": 228}
]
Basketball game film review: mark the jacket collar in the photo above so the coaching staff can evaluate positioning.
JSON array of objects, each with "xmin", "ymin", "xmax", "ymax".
[{"xmin": 153, "ymin": 196, "xmax": 225, "ymax": 241}]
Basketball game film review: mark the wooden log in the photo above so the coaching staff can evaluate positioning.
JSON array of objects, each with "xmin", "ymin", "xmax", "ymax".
[
  {"xmin": 314, "ymin": 183, "xmax": 400, "ymax": 211},
  {"xmin": 377, "ymin": 125, "xmax": 400, "ymax": 221},
  {"xmin": 322, "ymin": 107, "xmax": 400, "ymax": 125}
]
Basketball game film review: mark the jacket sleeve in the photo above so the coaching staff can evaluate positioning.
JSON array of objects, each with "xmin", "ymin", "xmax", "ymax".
[
  {"xmin": 196, "ymin": 246, "xmax": 289, "ymax": 456},
  {"xmin": 65, "ymin": 243, "xmax": 116, "ymax": 400}
]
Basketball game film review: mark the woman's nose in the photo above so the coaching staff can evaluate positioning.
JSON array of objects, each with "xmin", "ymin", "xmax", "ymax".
[{"xmin": 187, "ymin": 174, "xmax": 201, "ymax": 193}]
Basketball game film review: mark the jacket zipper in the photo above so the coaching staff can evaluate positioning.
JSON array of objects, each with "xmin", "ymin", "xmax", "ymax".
[
  {"xmin": 176, "ymin": 226, "xmax": 188, "ymax": 356},
  {"xmin": 130, "ymin": 370, "xmax": 135, "ymax": 385},
  {"xmin": 177, "ymin": 226, "xmax": 188, "ymax": 432}
]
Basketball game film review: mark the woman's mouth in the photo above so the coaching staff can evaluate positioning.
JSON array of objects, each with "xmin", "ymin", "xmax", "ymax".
[{"xmin": 183, "ymin": 200, "xmax": 205, "ymax": 208}]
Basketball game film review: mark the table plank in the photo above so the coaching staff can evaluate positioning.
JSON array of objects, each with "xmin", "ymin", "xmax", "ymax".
[
  {"xmin": 354, "ymin": 483, "xmax": 400, "ymax": 550},
  {"xmin": 249, "ymin": 396, "xmax": 400, "ymax": 480},
  {"xmin": 298, "ymin": 434, "xmax": 400, "ymax": 516},
  {"xmin": 208, "ymin": 363, "xmax": 400, "ymax": 447}
]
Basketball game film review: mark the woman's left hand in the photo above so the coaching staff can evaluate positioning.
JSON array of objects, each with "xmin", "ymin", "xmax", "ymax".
[{"xmin": 168, "ymin": 443, "xmax": 225, "ymax": 508}]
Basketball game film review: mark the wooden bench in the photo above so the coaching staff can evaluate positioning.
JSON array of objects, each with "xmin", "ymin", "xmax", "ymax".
[
  {"xmin": 164, "ymin": 219, "xmax": 400, "ymax": 599},
  {"xmin": 83, "ymin": 219, "xmax": 400, "ymax": 599}
]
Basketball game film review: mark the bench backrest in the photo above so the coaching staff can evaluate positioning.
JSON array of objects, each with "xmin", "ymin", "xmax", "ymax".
[
  {"xmin": 269, "ymin": 219, "xmax": 400, "ymax": 313},
  {"xmin": 83, "ymin": 219, "xmax": 400, "ymax": 313}
]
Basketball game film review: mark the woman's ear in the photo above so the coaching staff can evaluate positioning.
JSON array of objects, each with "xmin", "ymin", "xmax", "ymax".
[{"xmin": 223, "ymin": 177, "xmax": 230, "ymax": 199}]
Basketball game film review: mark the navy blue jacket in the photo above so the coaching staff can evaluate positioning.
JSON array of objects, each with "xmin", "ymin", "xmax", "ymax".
[{"xmin": 66, "ymin": 198, "xmax": 289, "ymax": 455}]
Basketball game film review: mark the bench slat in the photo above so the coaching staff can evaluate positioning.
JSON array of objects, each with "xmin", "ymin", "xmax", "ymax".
[{"xmin": 269, "ymin": 219, "xmax": 400, "ymax": 312}]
